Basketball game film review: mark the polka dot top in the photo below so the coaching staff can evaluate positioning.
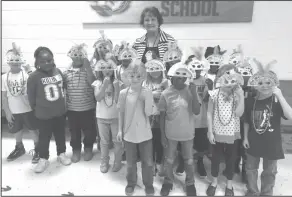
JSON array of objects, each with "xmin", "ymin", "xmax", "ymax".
[{"xmin": 209, "ymin": 89, "xmax": 241, "ymax": 144}]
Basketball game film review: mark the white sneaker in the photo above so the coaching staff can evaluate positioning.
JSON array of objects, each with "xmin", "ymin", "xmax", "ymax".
[
  {"xmin": 34, "ymin": 158, "xmax": 49, "ymax": 173},
  {"xmin": 57, "ymin": 153, "xmax": 72, "ymax": 166}
]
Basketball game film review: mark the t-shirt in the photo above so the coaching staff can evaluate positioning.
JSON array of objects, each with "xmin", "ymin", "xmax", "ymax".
[
  {"xmin": 117, "ymin": 87, "xmax": 153, "ymax": 143},
  {"xmin": 2, "ymin": 71, "xmax": 32, "ymax": 114},
  {"xmin": 158, "ymin": 85, "xmax": 195, "ymax": 141},
  {"xmin": 244, "ymin": 96, "xmax": 286, "ymax": 160},
  {"xmin": 27, "ymin": 68, "xmax": 66, "ymax": 120},
  {"xmin": 63, "ymin": 67, "xmax": 95, "ymax": 111},
  {"xmin": 116, "ymin": 65, "xmax": 131, "ymax": 88},
  {"xmin": 209, "ymin": 89, "xmax": 241, "ymax": 144},
  {"xmin": 92, "ymin": 80, "xmax": 118, "ymax": 119},
  {"xmin": 192, "ymin": 76, "xmax": 208, "ymax": 128}
]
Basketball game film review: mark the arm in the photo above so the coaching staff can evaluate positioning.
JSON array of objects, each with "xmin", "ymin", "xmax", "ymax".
[
  {"xmin": 2, "ymin": 91, "xmax": 12, "ymax": 117},
  {"xmin": 113, "ymin": 80, "xmax": 120, "ymax": 103},
  {"xmin": 118, "ymin": 111, "xmax": 124, "ymax": 134},
  {"xmin": 84, "ymin": 58, "xmax": 96, "ymax": 85},
  {"xmin": 235, "ymin": 94, "xmax": 245, "ymax": 117},
  {"xmin": 190, "ymin": 84, "xmax": 201, "ymax": 115},
  {"xmin": 207, "ymin": 98, "xmax": 214, "ymax": 135},
  {"xmin": 117, "ymin": 90, "xmax": 126, "ymax": 133},
  {"xmin": 144, "ymin": 89, "xmax": 153, "ymax": 117},
  {"xmin": 243, "ymin": 122, "xmax": 250, "ymax": 141},
  {"xmin": 277, "ymin": 94, "xmax": 292, "ymax": 120},
  {"xmin": 160, "ymin": 111, "xmax": 166, "ymax": 138},
  {"xmin": 93, "ymin": 81, "xmax": 107, "ymax": 102},
  {"xmin": 27, "ymin": 75, "xmax": 37, "ymax": 110}
]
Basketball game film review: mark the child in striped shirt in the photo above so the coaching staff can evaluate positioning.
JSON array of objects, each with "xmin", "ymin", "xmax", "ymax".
[{"xmin": 63, "ymin": 44, "xmax": 97, "ymax": 163}]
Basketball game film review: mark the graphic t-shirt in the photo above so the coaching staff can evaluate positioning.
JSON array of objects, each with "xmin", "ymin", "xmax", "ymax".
[
  {"xmin": 245, "ymin": 96, "xmax": 286, "ymax": 160},
  {"xmin": 141, "ymin": 47, "xmax": 160, "ymax": 64},
  {"xmin": 2, "ymin": 71, "xmax": 32, "ymax": 114}
]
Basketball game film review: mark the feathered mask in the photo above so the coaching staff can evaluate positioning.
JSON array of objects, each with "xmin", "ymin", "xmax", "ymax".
[
  {"xmin": 247, "ymin": 59, "xmax": 279, "ymax": 87},
  {"xmin": 186, "ymin": 46, "xmax": 210, "ymax": 78},
  {"xmin": 95, "ymin": 53, "xmax": 117, "ymax": 71},
  {"xmin": 145, "ymin": 59, "xmax": 165, "ymax": 73},
  {"xmin": 163, "ymin": 41, "xmax": 183, "ymax": 63},
  {"xmin": 167, "ymin": 62, "xmax": 192, "ymax": 78},
  {"xmin": 67, "ymin": 43, "xmax": 88, "ymax": 59},
  {"xmin": 6, "ymin": 42, "xmax": 25, "ymax": 64},
  {"xmin": 93, "ymin": 30, "xmax": 113, "ymax": 52},
  {"xmin": 206, "ymin": 45, "xmax": 226, "ymax": 67},
  {"xmin": 118, "ymin": 41, "xmax": 138, "ymax": 61},
  {"xmin": 229, "ymin": 45, "xmax": 254, "ymax": 77}
]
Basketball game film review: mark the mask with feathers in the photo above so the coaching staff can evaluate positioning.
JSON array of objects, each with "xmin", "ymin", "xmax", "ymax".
[
  {"xmin": 6, "ymin": 42, "xmax": 26, "ymax": 65},
  {"xmin": 206, "ymin": 45, "xmax": 226, "ymax": 68},
  {"xmin": 118, "ymin": 41, "xmax": 138, "ymax": 61},
  {"xmin": 93, "ymin": 30, "xmax": 113, "ymax": 53},
  {"xmin": 163, "ymin": 41, "xmax": 182, "ymax": 63},
  {"xmin": 186, "ymin": 46, "xmax": 209, "ymax": 78},
  {"xmin": 68, "ymin": 43, "xmax": 88, "ymax": 59}
]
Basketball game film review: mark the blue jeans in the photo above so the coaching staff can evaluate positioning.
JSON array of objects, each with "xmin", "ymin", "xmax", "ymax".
[
  {"xmin": 246, "ymin": 153, "xmax": 278, "ymax": 196},
  {"xmin": 164, "ymin": 139, "xmax": 195, "ymax": 186},
  {"xmin": 124, "ymin": 139, "xmax": 153, "ymax": 188}
]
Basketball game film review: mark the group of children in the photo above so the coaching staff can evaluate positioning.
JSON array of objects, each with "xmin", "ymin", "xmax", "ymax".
[{"xmin": 2, "ymin": 31, "xmax": 292, "ymax": 196}]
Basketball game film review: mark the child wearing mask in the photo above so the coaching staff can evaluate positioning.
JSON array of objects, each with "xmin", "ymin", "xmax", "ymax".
[
  {"xmin": 243, "ymin": 59, "xmax": 292, "ymax": 196},
  {"xmin": 92, "ymin": 54, "xmax": 123, "ymax": 173},
  {"xmin": 2, "ymin": 43, "xmax": 39, "ymax": 163},
  {"xmin": 63, "ymin": 44, "xmax": 97, "ymax": 163},
  {"xmin": 159, "ymin": 62, "xmax": 200, "ymax": 196},
  {"xmin": 186, "ymin": 47, "xmax": 210, "ymax": 178},
  {"xmin": 27, "ymin": 46, "xmax": 71, "ymax": 173},
  {"xmin": 206, "ymin": 64, "xmax": 245, "ymax": 196},
  {"xmin": 116, "ymin": 59, "xmax": 154, "ymax": 196},
  {"xmin": 143, "ymin": 58, "xmax": 170, "ymax": 176}
]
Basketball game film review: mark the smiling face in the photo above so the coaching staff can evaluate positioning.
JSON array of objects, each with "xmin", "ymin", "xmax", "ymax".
[
  {"xmin": 36, "ymin": 50, "xmax": 55, "ymax": 72},
  {"xmin": 6, "ymin": 51, "xmax": 23, "ymax": 73},
  {"xmin": 143, "ymin": 12, "xmax": 159, "ymax": 32},
  {"xmin": 254, "ymin": 77, "xmax": 275, "ymax": 95}
]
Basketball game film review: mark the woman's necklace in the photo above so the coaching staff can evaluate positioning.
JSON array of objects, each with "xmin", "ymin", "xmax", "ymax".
[
  {"xmin": 6, "ymin": 70, "xmax": 25, "ymax": 97},
  {"xmin": 215, "ymin": 89, "xmax": 235, "ymax": 126},
  {"xmin": 252, "ymin": 94, "xmax": 274, "ymax": 134}
]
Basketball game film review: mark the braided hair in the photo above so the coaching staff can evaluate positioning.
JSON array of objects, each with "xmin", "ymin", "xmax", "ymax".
[{"xmin": 34, "ymin": 46, "xmax": 54, "ymax": 69}]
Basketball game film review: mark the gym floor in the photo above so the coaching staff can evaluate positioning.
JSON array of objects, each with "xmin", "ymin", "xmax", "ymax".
[{"xmin": 1, "ymin": 124, "xmax": 292, "ymax": 196}]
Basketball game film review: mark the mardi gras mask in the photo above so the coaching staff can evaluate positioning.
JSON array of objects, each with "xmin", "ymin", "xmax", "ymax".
[
  {"xmin": 93, "ymin": 30, "xmax": 113, "ymax": 52},
  {"xmin": 67, "ymin": 43, "xmax": 88, "ymax": 59},
  {"xmin": 145, "ymin": 59, "xmax": 165, "ymax": 73},
  {"xmin": 163, "ymin": 41, "xmax": 183, "ymax": 63},
  {"xmin": 185, "ymin": 47, "xmax": 209, "ymax": 78},
  {"xmin": 206, "ymin": 46, "xmax": 226, "ymax": 68},
  {"xmin": 118, "ymin": 41, "xmax": 138, "ymax": 61},
  {"xmin": 168, "ymin": 62, "xmax": 192, "ymax": 78},
  {"xmin": 217, "ymin": 72, "xmax": 244, "ymax": 88},
  {"xmin": 247, "ymin": 59, "xmax": 279, "ymax": 88},
  {"xmin": 6, "ymin": 43, "xmax": 25, "ymax": 65}
]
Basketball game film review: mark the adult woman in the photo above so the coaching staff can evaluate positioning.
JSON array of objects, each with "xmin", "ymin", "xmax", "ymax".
[{"xmin": 133, "ymin": 6, "xmax": 176, "ymax": 64}]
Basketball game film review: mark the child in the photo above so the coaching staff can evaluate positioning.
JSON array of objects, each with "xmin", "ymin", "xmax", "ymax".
[
  {"xmin": 63, "ymin": 44, "xmax": 97, "ymax": 163},
  {"xmin": 206, "ymin": 64, "xmax": 245, "ymax": 196},
  {"xmin": 159, "ymin": 62, "xmax": 200, "ymax": 196},
  {"xmin": 186, "ymin": 47, "xmax": 210, "ymax": 178},
  {"xmin": 163, "ymin": 41, "xmax": 183, "ymax": 75},
  {"xmin": 243, "ymin": 59, "xmax": 292, "ymax": 196},
  {"xmin": 2, "ymin": 43, "xmax": 39, "ymax": 163},
  {"xmin": 92, "ymin": 55, "xmax": 123, "ymax": 173},
  {"xmin": 116, "ymin": 59, "xmax": 154, "ymax": 196},
  {"xmin": 143, "ymin": 59, "xmax": 170, "ymax": 176},
  {"xmin": 116, "ymin": 41, "xmax": 138, "ymax": 88},
  {"xmin": 27, "ymin": 46, "xmax": 71, "ymax": 173}
]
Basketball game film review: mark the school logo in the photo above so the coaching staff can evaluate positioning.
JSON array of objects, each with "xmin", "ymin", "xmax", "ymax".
[
  {"xmin": 90, "ymin": 1, "xmax": 131, "ymax": 17},
  {"xmin": 252, "ymin": 105, "xmax": 274, "ymax": 134}
]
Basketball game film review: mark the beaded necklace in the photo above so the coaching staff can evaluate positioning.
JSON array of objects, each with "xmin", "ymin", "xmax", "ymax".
[
  {"xmin": 252, "ymin": 94, "xmax": 274, "ymax": 134},
  {"xmin": 6, "ymin": 70, "xmax": 25, "ymax": 97}
]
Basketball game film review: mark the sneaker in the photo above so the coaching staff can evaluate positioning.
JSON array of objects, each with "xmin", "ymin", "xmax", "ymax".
[
  {"xmin": 83, "ymin": 148, "xmax": 93, "ymax": 161},
  {"xmin": 100, "ymin": 161, "xmax": 110, "ymax": 173},
  {"xmin": 225, "ymin": 187, "xmax": 234, "ymax": 196},
  {"xmin": 57, "ymin": 153, "xmax": 72, "ymax": 166},
  {"xmin": 112, "ymin": 162, "xmax": 123, "ymax": 172},
  {"xmin": 29, "ymin": 149, "xmax": 40, "ymax": 164},
  {"xmin": 160, "ymin": 183, "xmax": 173, "ymax": 196},
  {"xmin": 206, "ymin": 184, "xmax": 217, "ymax": 196},
  {"xmin": 7, "ymin": 144, "xmax": 25, "ymax": 161},
  {"xmin": 34, "ymin": 158, "xmax": 49, "ymax": 173},
  {"xmin": 71, "ymin": 150, "xmax": 81, "ymax": 163},
  {"xmin": 145, "ymin": 186, "xmax": 155, "ymax": 196},
  {"xmin": 125, "ymin": 185, "xmax": 135, "ymax": 196},
  {"xmin": 197, "ymin": 158, "xmax": 207, "ymax": 178},
  {"xmin": 186, "ymin": 184, "xmax": 197, "ymax": 196}
]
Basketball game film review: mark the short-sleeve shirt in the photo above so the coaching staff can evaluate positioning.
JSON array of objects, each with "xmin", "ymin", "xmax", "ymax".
[
  {"xmin": 117, "ymin": 87, "xmax": 152, "ymax": 143},
  {"xmin": 63, "ymin": 67, "xmax": 95, "ymax": 111},
  {"xmin": 209, "ymin": 88, "xmax": 241, "ymax": 144},
  {"xmin": 92, "ymin": 80, "xmax": 118, "ymax": 119},
  {"xmin": 244, "ymin": 96, "xmax": 286, "ymax": 160},
  {"xmin": 158, "ymin": 85, "xmax": 195, "ymax": 141},
  {"xmin": 2, "ymin": 71, "xmax": 32, "ymax": 114}
]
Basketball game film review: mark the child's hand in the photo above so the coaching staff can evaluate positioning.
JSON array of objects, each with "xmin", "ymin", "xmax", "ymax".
[
  {"xmin": 139, "ymin": 88, "xmax": 151, "ymax": 101},
  {"xmin": 5, "ymin": 111, "xmax": 14, "ymax": 124},
  {"xmin": 113, "ymin": 80, "xmax": 120, "ymax": 90},
  {"xmin": 161, "ymin": 135, "xmax": 168, "ymax": 148},
  {"xmin": 234, "ymin": 86, "xmax": 244, "ymax": 100},
  {"xmin": 22, "ymin": 64, "xmax": 32, "ymax": 73},
  {"xmin": 205, "ymin": 78, "xmax": 213, "ymax": 90},
  {"xmin": 117, "ymin": 131, "xmax": 123, "ymax": 142},
  {"xmin": 153, "ymin": 90, "xmax": 162, "ymax": 99},
  {"xmin": 83, "ymin": 58, "xmax": 91, "ymax": 69},
  {"xmin": 103, "ymin": 77, "xmax": 111, "ymax": 88},
  {"xmin": 272, "ymin": 87, "xmax": 283, "ymax": 99},
  {"xmin": 243, "ymin": 138, "xmax": 250, "ymax": 149},
  {"xmin": 207, "ymin": 132, "xmax": 216, "ymax": 144}
]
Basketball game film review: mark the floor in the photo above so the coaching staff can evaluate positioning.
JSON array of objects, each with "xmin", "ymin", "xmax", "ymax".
[{"xmin": 1, "ymin": 127, "xmax": 292, "ymax": 196}]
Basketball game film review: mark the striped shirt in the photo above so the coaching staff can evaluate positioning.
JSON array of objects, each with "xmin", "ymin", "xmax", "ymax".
[
  {"xmin": 132, "ymin": 29, "xmax": 176, "ymax": 61},
  {"xmin": 63, "ymin": 67, "xmax": 95, "ymax": 111}
]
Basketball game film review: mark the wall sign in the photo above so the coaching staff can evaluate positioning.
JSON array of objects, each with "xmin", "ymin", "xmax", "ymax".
[{"xmin": 86, "ymin": 1, "xmax": 254, "ymax": 24}]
